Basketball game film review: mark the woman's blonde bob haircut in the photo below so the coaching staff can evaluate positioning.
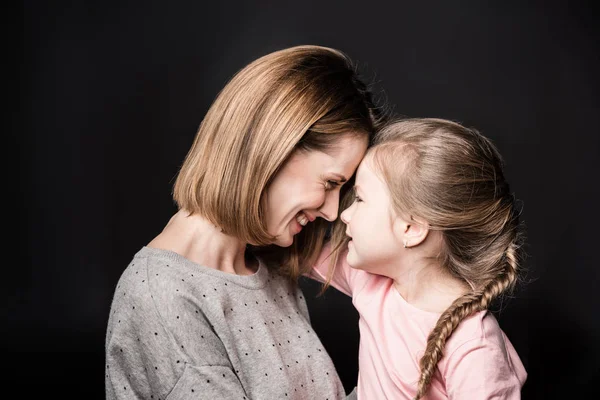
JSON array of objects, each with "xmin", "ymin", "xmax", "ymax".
[{"xmin": 173, "ymin": 45, "xmax": 382, "ymax": 279}]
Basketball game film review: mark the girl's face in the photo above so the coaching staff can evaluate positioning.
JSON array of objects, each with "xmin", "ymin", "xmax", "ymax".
[
  {"xmin": 264, "ymin": 135, "xmax": 368, "ymax": 247},
  {"xmin": 341, "ymin": 155, "xmax": 404, "ymax": 273}
]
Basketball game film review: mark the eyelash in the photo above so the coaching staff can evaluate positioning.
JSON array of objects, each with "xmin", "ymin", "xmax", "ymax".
[
  {"xmin": 325, "ymin": 180, "xmax": 340, "ymax": 190},
  {"xmin": 352, "ymin": 187, "xmax": 362, "ymax": 203}
]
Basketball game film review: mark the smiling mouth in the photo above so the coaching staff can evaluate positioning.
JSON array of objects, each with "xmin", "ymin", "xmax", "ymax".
[{"xmin": 296, "ymin": 212, "xmax": 309, "ymax": 226}]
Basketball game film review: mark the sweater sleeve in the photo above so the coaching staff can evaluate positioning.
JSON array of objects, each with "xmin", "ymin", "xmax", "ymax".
[
  {"xmin": 442, "ymin": 337, "xmax": 527, "ymax": 400},
  {"xmin": 105, "ymin": 263, "xmax": 249, "ymax": 400}
]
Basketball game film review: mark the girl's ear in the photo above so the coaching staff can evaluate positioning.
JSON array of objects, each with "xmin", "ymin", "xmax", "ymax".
[{"xmin": 393, "ymin": 215, "xmax": 430, "ymax": 248}]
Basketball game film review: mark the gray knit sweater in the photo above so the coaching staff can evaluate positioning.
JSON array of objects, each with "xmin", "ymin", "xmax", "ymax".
[{"xmin": 105, "ymin": 246, "xmax": 348, "ymax": 399}]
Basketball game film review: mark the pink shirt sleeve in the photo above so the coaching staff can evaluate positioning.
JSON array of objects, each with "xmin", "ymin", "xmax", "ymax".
[
  {"xmin": 307, "ymin": 243, "xmax": 364, "ymax": 297},
  {"xmin": 442, "ymin": 336, "xmax": 527, "ymax": 399}
]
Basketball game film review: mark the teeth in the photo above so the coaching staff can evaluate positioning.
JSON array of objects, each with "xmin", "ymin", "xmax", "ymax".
[{"xmin": 296, "ymin": 214, "xmax": 308, "ymax": 226}]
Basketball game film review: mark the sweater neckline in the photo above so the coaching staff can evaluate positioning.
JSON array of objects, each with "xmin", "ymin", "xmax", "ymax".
[{"xmin": 136, "ymin": 246, "xmax": 270, "ymax": 289}]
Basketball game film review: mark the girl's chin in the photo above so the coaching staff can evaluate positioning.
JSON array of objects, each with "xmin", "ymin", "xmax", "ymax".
[{"xmin": 345, "ymin": 248, "xmax": 362, "ymax": 269}]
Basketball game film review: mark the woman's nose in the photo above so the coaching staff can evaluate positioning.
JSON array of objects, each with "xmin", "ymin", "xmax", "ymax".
[{"xmin": 318, "ymin": 192, "xmax": 340, "ymax": 222}]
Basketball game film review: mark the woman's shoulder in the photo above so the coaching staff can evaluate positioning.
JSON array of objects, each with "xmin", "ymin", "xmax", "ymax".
[
  {"xmin": 109, "ymin": 248, "xmax": 228, "ymax": 332},
  {"xmin": 114, "ymin": 246, "xmax": 196, "ymax": 294},
  {"xmin": 110, "ymin": 247, "xmax": 212, "ymax": 313}
]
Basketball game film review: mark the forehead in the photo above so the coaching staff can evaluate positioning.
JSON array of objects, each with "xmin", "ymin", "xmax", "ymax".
[
  {"xmin": 293, "ymin": 135, "xmax": 368, "ymax": 170},
  {"xmin": 356, "ymin": 154, "xmax": 388, "ymax": 193},
  {"xmin": 326, "ymin": 135, "xmax": 368, "ymax": 165}
]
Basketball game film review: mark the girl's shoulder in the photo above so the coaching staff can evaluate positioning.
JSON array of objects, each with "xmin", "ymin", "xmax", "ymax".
[
  {"xmin": 439, "ymin": 311, "xmax": 527, "ymax": 392},
  {"xmin": 441, "ymin": 310, "xmax": 524, "ymax": 374},
  {"xmin": 445, "ymin": 310, "xmax": 505, "ymax": 351}
]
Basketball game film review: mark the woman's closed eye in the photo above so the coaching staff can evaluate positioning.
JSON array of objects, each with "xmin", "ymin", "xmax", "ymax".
[{"xmin": 324, "ymin": 180, "xmax": 341, "ymax": 190}]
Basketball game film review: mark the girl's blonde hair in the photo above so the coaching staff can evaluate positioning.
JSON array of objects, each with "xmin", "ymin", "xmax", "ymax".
[
  {"xmin": 173, "ymin": 45, "xmax": 384, "ymax": 279},
  {"xmin": 330, "ymin": 118, "xmax": 525, "ymax": 399}
]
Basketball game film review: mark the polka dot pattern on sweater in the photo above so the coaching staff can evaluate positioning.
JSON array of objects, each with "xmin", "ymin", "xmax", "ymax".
[{"xmin": 105, "ymin": 246, "xmax": 345, "ymax": 400}]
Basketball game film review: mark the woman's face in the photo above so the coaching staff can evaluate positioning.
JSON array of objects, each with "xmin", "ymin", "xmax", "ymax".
[{"xmin": 264, "ymin": 135, "xmax": 368, "ymax": 247}]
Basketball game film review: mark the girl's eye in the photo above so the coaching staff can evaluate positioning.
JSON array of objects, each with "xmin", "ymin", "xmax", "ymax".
[{"xmin": 354, "ymin": 195, "xmax": 363, "ymax": 203}]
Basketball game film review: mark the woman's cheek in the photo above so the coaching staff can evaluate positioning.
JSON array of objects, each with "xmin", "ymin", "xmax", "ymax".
[{"xmin": 308, "ymin": 191, "xmax": 327, "ymax": 211}]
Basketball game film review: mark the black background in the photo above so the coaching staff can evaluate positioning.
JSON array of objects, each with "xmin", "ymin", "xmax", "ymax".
[{"xmin": 12, "ymin": 1, "xmax": 599, "ymax": 398}]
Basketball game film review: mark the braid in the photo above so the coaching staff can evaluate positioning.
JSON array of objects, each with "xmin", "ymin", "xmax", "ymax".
[
  {"xmin": 504, "ymin": 242, "xmax": 519, "ymax": 289},
  {"xmin": 414, "ymin": 242, "xmax": 520, "ymax": 400}
]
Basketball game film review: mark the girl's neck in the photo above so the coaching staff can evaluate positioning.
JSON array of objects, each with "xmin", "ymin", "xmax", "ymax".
[
  {"xmin": 147, "ymin": 209, "xmax": 258, "ymax": 276},
  {"xmin": 391, "ymin": 258, "xmax": 470, "ymax": 314}
]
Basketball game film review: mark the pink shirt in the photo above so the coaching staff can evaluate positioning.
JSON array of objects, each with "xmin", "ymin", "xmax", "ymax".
[{"xmin": 310, "ymin": 246, "xmax": 527, "ymax": 399}]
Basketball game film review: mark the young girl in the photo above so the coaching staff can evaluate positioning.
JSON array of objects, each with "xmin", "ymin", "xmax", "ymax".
[{"xmin": 310, "ymin": 118, "xmax": 527, "ymax": 399}]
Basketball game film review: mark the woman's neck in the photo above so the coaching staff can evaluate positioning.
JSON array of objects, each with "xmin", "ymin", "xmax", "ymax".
[{"xmin": 147, "ymin": 209, "xmax": 257, "ymax": 276}]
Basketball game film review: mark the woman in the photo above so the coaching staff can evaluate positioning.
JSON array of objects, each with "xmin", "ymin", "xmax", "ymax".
[{"xmin": 105, "ymin": 45, "xmax": 383, "ymax": 399}]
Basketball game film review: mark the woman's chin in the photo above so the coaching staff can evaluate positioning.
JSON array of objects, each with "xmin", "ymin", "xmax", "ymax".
[{"xmin": 272, "ymin": 234, "xmax": 294, "ymax": 248}]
